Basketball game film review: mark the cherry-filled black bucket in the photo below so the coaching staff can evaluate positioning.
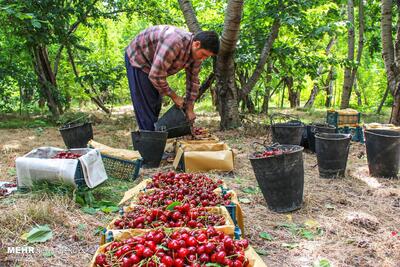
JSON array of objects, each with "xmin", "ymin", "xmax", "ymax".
[
  {"xmin": 315, "ymin": 133, "xmax": 351, "ymax": 178},
  {"xmin": 249, "ymin": 144, "xmax": 304, "ymax": 212},
  {"xmin": 365, "ymin": 129, "xmax": 400, "ymax": 178}
]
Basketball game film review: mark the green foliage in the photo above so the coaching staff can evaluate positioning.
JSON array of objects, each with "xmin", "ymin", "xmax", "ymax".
[
  {"xmin": 21, "ymin": 225, "xmax": 53, "ymax": 243},
  {"xmin": 0, "ymin": 0, "xmax": 395, "ymax": 118},
  {"xmin": 57, "ymin": 112, "xmax": 90, "ymax": 126}
]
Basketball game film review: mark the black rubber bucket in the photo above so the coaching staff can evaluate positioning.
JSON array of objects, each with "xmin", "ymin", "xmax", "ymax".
[
  {"xmin": 315, "ymin": 133, "xmax": 351, "ymax": 178},
  {"xmin": 249, "ymin": 145, "xmax": 304, "ymax": 212},
  {"xmin": 300, "ymin": 129, "xmax": 309, "ymax": 149},
  {"xmin": 154, "ymin": 106, "xmax": 191, "ymax": 138},
  {"xmin": 365, "ymin": 129, "xmax": 400, "ymax": 178},
  {"xmin": 59, "ymin": 122, "xmax": 93, "ymax": 149},
  {"xmin": 271, "ymin": 121, "xmax": 304, "ymax": 145},
  {"xmin": 131, "ymin": 130, "xmax": 168, "ymax": 168},
  {"xmin": 308, "ymin": 124, "xmax": 336, "ymax": 152}
]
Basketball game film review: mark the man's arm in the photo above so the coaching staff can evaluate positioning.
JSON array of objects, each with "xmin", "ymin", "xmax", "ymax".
[
  {"xmin": 185, "ymin": 61, "xmax": 201, "ymax": 122},
  {"xmin": 148, "ymin": 40, "xmax": 184, "ymax": 108}
]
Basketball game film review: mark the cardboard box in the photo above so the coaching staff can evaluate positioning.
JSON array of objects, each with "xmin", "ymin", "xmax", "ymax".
[{"xmin": 173, "ymin": 142, "xmax": 234, "ymax": 172}]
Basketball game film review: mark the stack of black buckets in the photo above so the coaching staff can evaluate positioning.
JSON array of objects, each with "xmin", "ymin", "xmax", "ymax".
[{"xmin": 250, "ymin": 116, "xmax": 400, "ymax": 214}]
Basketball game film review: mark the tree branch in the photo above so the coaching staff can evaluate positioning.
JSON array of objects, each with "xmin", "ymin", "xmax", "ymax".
[
  {"xmin": 67, "ymin": 46, "xmax": 110, "ymax": 114},
  {"xmin": 240, "ymin": 18, "xmax": 280, "ymax": 96},
  {"xmin": 53, "ymin": 0, "xmax": 100, "ymax": 75},
  {"xmin": 196, "ymin": 73, "xmax": 215, "ymax": 101},
  {"xmin": 178, "ymin": 0, "xmax": 201, "ymax": 33}
]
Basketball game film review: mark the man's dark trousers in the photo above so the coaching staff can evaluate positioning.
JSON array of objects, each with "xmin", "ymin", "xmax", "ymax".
[{"xmin": 125, "ymin": 52, "xmax": 162, "ymax": 131}]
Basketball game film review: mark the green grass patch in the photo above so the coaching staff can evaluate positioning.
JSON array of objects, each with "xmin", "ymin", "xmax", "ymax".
[
  {"xmin": 23, "ymin": 177, "xmax": 136, "ymax": 214},
  {"xmin": 0, "ymin": 118, "xmax": 53, "ymax": 129}
]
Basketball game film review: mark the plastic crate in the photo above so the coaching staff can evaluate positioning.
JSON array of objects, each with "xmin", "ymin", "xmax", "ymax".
[
  {"xmin": 101, "ymin": 154, "xmax": 142, "ymax": 181},
  {"xmin": 326, "ymin": 110, "xmax": 360, "ymax": 127},
  {"xmin": 74, "ymin": 161, "xmax": 86, "ymax": 187},
  {"xmin": 225, "ymin": 202, "xmax": 242, "ymax": 240},
  {"xmin": 337, "ymin": 126, "xmax": 364, "ymax": 143}
]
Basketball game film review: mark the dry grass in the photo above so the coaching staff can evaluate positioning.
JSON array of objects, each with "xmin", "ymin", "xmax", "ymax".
[{"xmin": 0, "ymin": 109, "xmax": 399, "ymax": 266}]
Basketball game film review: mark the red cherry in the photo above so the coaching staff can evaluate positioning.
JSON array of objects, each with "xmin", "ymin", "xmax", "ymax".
[
  {"xmin": 129, "ymin": 254, "xmax": 140, "ymax": 264},
  {"xmin": 204, "ymin": 242, "xmax": 216, "ymax": 254},
  {"xmin": 196, "ymin": 233, "xmax": 207, "ymax": 242},
  {"xmin": 114, "ymin": 248, "xmax": 124, "ymax": 258},
  {"xmin": 223, "ymin": 237, "xmax": 234, "ymax": 250},
  {"xmin": 121, "ymin": 257, "xmax": 131, "ymax": 267},
  {"xmin": 167, "ymin": 240, "xmax": 180, "ymax": 250},
  {"xmin": 174, "ymin": 258, "xmax": 184, "ymax": 267},
  {"xmin": 185, "ymin": 236, "xmax": 197, "ymax": 247},
  {"xmin": 161, "ymin": 255, "xmax": 174, "ymax": 267},
  {"xmin": 196, "ymin": 245, "xmax": 206, "ymax": 254},
  {"xmin": 143, "ymin": 247, "xmax": 154, "ymax": 258},
  {"xmin": 187, "ymin": 254, "xmax": 196, "ymax": 262},
  {"xmin": 199, "ymin": 253, "xmax": 210, "ymax": 262},
  {"xmin": 134, "ymin": 244, "xmax": 145, "ymax": 257},
  {"xmin": 239, "ymin": 239, "xmax": 249, "ymax": 249},
  {"xmin": 216, "ymin": 251, "xmax": 226, "ymax": 264},
  {"xmin": 233, "ymin": 260, "xmax": 243, "ymax": 267},
  {"xmin": 177, "ymin": 247, "xmax": 189, "ymax": 259},
  {"xmin": 95, "ymin": 254, "xmax": 107, "ymax": 266},
  {"xmin": 145, "ymin": 241, "xmax": 157, "ymax": 251}
]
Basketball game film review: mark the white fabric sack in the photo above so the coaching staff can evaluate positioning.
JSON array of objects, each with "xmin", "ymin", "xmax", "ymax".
[
  {"xmin": 16, "ymin": 147, "xmax": 107, "ymax": 188},
  {"xmin": 78, "ymin": 149, "xmax": 108, "ymax": 188}
]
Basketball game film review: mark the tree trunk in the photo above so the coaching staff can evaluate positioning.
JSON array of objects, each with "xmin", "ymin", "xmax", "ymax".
[
  {"xmin": 304, "ymin": 37, "xmax": 336, "ymax": 108},
  {"xmin": 341, "ymin": 0, "xmax": 355, "ymax": 109},
  {"xmin": 349, "ymin": 0, "xmax": 365, "ymax": 107},
  {"xmin": 262, "ymin": 87, "xmax": 270, "ymax": 114},
  {"xmin": 377, "ymin": 83, "xmax": 390, "ymax": 114},
  {"xmin": 262, "ymin": 63, "xmax": 273, "ymax": 114},
  {"xmin": 353, "ymin": 78, "xmax": 362, "ymax": 106},
  {"xmin": 305, "ymin": 84, "xmax": 319, "ymax": 108},
  {"xmin": 215, "ymin": 0, "xmax": 244, "ymax": 129},
  {"xmin": 216, "ymin": 55, "xmax": 241, "ymax": 129},
  {"xmin": 33, "ymin": 46, "xmax": 61, "ymax": 119},
  {"xmin": 325, "ymin": 67, "xmax": 335, "ymax": 107},
  {"xmin": 381, "ymin": 0, "xmax": 400, "ymax": 125},
  {"xmin": 286, "ymin": 77, "xmax": 299, "ymax": 108},
  {"xmin": 356, "ymin": 72, "xmax": 368, "ymax": 105}
]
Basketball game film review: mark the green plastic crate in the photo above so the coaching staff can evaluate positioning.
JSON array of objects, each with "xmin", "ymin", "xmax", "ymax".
[{"xmin": 326, "ymin": 110, "xmax": 360, "ymax": 127}]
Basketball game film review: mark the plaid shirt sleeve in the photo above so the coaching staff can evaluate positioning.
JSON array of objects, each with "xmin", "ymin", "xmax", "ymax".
[
  {"xmin": 185, "ymin": 60, "xmax": 202, "ymax": 104},
  {"xmin": 148, "ymin": 37, "xmax": 182, "ymax": 96}
]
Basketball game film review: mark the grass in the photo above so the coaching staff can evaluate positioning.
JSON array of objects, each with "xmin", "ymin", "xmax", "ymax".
[
  {"xmin": 24, "ymin": 176, "xmax": 138, "ymax": 207},
  {"xmin": 0, "ymin": 118, "xmax": 52, "ymax": 129}
]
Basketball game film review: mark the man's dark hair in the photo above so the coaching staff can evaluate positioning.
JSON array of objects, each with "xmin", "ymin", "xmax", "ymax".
[{"xmin": 193, "ymin": 31, "xmax": 220, "ymax": 55}]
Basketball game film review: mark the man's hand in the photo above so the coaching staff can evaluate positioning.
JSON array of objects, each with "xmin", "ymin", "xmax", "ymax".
[
  {"xmin": 185, "ymin": 103, "xmax": 196, "ymax": 122},
  {"xmin": 169, "ymin": 92, "xmax": 184, "ymax": 109},
  {"xmin": 186, "ymin": 109, "xmax": 196, "ymax": 122}
]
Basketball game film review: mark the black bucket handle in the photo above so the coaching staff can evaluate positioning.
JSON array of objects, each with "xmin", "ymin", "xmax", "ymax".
[
  {"xmin": 252, "ymin": 141, "xmax": 280, "ymax": 152},
  {"xmin": 310, "ymin": 123, "xmax": 336, "ymax": 134},
  {"xmin": 270, "ymin": 113, "xmax": 301, "ymax": 126}
]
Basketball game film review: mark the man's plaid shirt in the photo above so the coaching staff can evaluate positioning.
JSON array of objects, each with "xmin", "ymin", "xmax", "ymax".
[{"xmin": 126, "ymin": 25, "xmax": 202, "ymax": 104}]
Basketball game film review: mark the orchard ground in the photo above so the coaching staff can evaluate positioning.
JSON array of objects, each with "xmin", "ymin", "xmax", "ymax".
[{"xmin": 0, "ymin": 107, "xmax": 399, "ymax": 267}]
